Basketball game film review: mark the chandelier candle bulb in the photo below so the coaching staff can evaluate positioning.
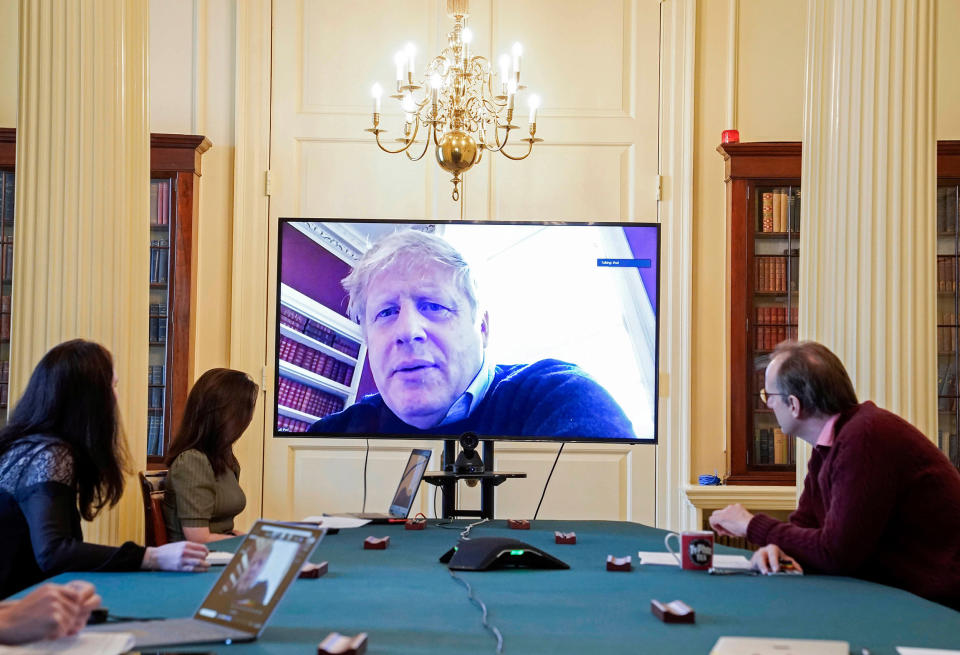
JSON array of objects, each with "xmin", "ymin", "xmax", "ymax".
[
  {"xmin": 499, "ymin": 54, "xmax": 510, "ymax": 94},
  {"xmin": 371, "ymin": 83, "xmax": 383, "ymax": 115},
  {"xmin": 528, "ymin": 94, "xmax": 540, "ymax": 124},
  {"xmin": 394, "ymin": 51, "xmax": 405, "ymax": 87},
  {"xmin": 462, "ymin": 28, "xmax": 472, "ymax": 66},
  {"xmin": 405, "ymin": 42, "xmax": 416, "ymax": 77},
  {"xmin": 507, "ymin": 79, "xmax": 517, "ymax": 110},
  {"xmin": 512, "ymin": 42, "xmax": 523, "ymax": 76}
]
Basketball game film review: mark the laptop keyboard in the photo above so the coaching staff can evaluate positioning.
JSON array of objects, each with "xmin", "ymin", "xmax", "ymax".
[{"xmin": 91, "ymin": 618, "xmax": 251, "ymax": 647}]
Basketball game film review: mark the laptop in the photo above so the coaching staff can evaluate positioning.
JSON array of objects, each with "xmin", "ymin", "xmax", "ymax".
[
  {"xmin": 87, "ymin": 520, "xmax": 325, "ymax": 648},
  {"xmin": 710, "ymin": 637, "xmax": 850, "ymax": 655},
  {"xmin": 336, "ymin": 448, "xmax": 431, "ymax": 523}
]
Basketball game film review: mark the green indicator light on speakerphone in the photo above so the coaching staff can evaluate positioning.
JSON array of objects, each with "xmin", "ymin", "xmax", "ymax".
[{"xmin": 509, "ymin": 550, "xmax": 525, "ymax": 556}]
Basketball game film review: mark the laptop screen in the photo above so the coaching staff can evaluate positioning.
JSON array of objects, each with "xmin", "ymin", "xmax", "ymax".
[
  {"xmin": 194, "ymin": 520, "xmax": 324, "ymax": 634},
  {"xmin": 388, "ymin": 449, "xmax": 432, "ymax": 517}
]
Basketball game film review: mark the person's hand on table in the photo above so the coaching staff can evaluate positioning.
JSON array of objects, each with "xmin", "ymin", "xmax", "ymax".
[
  {"xmin": 143, "ymin": 541, "xmax": 210, "ymax": 572},
  {"xmin": 0, "ymin": 581, "xmax": 101, "ymax": 644},
  {"xmin": 708, "ymin": 503, "xmax": 754, "ymax": 538},
  {"xmin": 751, "ymin": 544, "xmax": 803, "ymax": 575}
]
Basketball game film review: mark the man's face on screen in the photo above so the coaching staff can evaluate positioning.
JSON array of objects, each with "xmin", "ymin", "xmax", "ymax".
[{"xmin": 363, "ymin": 259, "xmax": 487, "ymax": 429}]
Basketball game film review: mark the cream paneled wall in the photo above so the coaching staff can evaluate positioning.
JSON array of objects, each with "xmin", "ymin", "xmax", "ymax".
[{"xmin": 261, "ymin": 0, "xmax": 662, "ymax": 524}]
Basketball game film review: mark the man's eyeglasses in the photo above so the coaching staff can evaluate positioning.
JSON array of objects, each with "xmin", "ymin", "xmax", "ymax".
[{"xmin": 759, "ymin": 389, "xmax": 785, "ymax": 405}]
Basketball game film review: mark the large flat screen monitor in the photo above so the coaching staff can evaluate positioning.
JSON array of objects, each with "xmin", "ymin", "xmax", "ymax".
[{"xmin": 275, "ymin": 220, "xmax": 659, "ymax": 444}]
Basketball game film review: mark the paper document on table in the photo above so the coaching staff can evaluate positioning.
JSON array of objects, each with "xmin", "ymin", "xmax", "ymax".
[
  {"xmin": 713, "ymin": 554, "xmax": 753, "ymax": 569},
  {"xmin": 638, "ymin": 551, "xmax": 679, "ymax": 565},
  {"xmin": 638, "ymin": 552, "xmax": 752, "ymax": 569},
  {"xmin": 897, "ymin": 648, "xmax": 960, "ymax": 655},
  {"xmin": 301, "ymin": 515, "xmax": 371, "ymax": 529},
  {"xmin": 0, "ymin": 632, "xmax": 135, "ymax": 655},
  {"xmin": 205, "ymin": 550, "xmax": 234, "ymax": 565}
]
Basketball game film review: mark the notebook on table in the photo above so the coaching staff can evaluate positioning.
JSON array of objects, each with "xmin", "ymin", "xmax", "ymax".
[
  {"xmin": 87, "ymin": 520, "xmax": 325, "ymax": 648},
  {"xmin": 334, "ymin": 448, "xmax": 431, "ymax": 523}
]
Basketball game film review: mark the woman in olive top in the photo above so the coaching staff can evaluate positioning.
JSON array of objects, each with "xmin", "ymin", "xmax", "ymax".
[{"xmin": 163, "ymin": 369, "xmax": 259, "ymax": 543}]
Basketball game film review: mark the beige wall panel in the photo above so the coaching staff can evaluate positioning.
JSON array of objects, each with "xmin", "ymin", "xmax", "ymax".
[
  {"xmin": 302, "ymin": 0, "xmax": 433, "ymax": 112},
  {"xmin": 192, "ymin": 145, "xmax": 234, "ymax": 375},
  {"xmin": 492, "ymin": 0, "xmax": 629, "ymax": 115},
  {"xmin": 938, "ymin": 0, "xmax": 960, "ymax": 139},
  {"xmin": 266, "ymin": 441, "xmax": 436, "ymax": 520},
  {"xmin": 491, "ymin": 145, "xmax": 627, "ymax": 220},
  {"xmin": 735, "ymin": 0, "xmax": 806, "ymax": 140},
  {"xmin": 264, "ymin": 0, "xmax": 661, "ymax": 524},
  {"xmin": 300, "ymin": 140, "xmax": 430, "ymax": 218},
  {"xmin": 0, "ymin": 0, "xmax": 16, "ymax": 127},
  {"xmin": 149, "ymin": 0, "xmax": 195, "ymax": 133},
  {"xmin": 493, "ymin": 445, "xmax": 656, "ymax": 523}
]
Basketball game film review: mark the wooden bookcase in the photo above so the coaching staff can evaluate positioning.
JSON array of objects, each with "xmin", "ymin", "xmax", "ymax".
[
  {"xmin": 719, "ymin": 142, "xmax": 801, "ymax": 485},
  {"xmin": 276, "ymin": 284, "xmax": 367, "ymax": 433},
  {"xmin": 0, "ymin": 129, "xmax": 209, "ymax": 463},
  {"xmin": 720, "ymin": 140, "xmax": 960, "ymax": 484},
  {"xmin": 936, "ymin": 142, "xmax": 960, "ymax": 471}
]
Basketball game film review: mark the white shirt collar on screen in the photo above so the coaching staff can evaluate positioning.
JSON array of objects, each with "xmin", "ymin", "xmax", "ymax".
[{"xmin": 438, "ymin": 356, "xmax": 495, "ymax": 426}]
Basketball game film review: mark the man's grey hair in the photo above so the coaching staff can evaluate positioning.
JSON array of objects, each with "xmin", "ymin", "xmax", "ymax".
[{"xmin": 343, "ymin": 229, "xmax": 480, "ymax": 324}]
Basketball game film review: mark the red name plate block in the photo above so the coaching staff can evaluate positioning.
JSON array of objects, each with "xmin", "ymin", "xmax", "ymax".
[
  {"xmin": 554, "ymin": 531, "xmax": 577, "ymax": 545},
  {"xmin": 318, "ymin": 632, "xmax": 368, "ymax": 655},
  {"xmin": 363, "ymin": 536, "xmax": 390, "ymax": 550},
  {"xmin": 606, "ymin": 555, "xmax": 632, "ymax": 572},
  {"xmin": 507, "ymin": 519, "xmax": 530, "ymax": 530},
  {"xmin": 299, "ymin": 561, "xmax": 328, "ymax": 579}
]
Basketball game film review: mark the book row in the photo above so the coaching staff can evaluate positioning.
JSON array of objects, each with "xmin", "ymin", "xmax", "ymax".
[
  {"xmin": 938, "ymin": 326, "xmax": 959, "ymax": 354},
  {"xmin": 149, "ymin": 240, "xmax": 170, "ymax": 284},
  {"xmin": 1, "ymin": 243, "xmax": 11, "ymax": 280},
  {"xmin": 149, "ymin": 310, "xmax": 168, "ymax": 344},
  {"xmin": 148, "ymin": 386, "xmax": 165, "ymax": 409},
  {"xmin": 279, "ymin": 305, "xmax": 362, "ymax": 359},
  {"xmin": 0, "ymin": 360, "xmax": 8, "ymax": 383},
  {"xmin": 277, "ymin": 415, "xmax": 311, "ymax": 433},
  {"xmin": 938, "ymin": 431, "xmax": 960, "ymax": 468},
  {"xmin": 0, "ymin": 172, "xmax": 13, "ymax": 222},
  {"xmin": 149, "ymin": 180, "xmax": 172, "ymax": 227},
  {"xmin": 146, "ymin": 409, "xmax": 164, "ymax": 456},
  {"xmin": 755, "ymin": 253, "xmax": 799, "ymax": 293},
  {"xmin": 0, "ymin": 295, "xmax": 8, "ymax": 340},
  {"xmin": 937, "ymin": 186, "xmax": 959, "ymax": 234},
  {"xmin": 937, "ymin": 256, "xmax": 960, "ymax": 293},
  {"xmin": 278, "ymin": 335, "xmax": 355, "ymax": 386},
  {"xmin": 938, "ymin": 361, "xmax": 957, "ymax": 411},
  {"xmin": 755, "ymin": 324, "xmax": 799, "ymax": 352},
  {"xmin": 148, "ymin": 364, "xmax": 166, "ymax": 386},
  {"xmin": 277, "ymin": 375, "xmax": 345, "ymax": 419},
  {"xmin": 0, "ymin": 382, "xmax": 7, "ymax": 407},
  {"xmin": 758, "ymin": 187, "xmax": 801, "ymax": 233},
  {"xmin": 753, "ymin": 426, "xmax": 795, "ymax": 466}
]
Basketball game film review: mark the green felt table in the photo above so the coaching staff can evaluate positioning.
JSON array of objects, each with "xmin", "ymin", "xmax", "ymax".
[{"xmin": 42, "ymin": 520, "xmax": 960, "ymax": 654}]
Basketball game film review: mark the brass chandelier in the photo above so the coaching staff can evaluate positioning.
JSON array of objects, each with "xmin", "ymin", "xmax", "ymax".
[{"xmin": 366, "ymin": 0, "xmax": 541, "ymax": 202}]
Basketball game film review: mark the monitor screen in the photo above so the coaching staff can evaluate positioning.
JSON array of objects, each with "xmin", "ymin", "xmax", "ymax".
[{"xmin": 275, "ymin": 219, "xmax": 659, "ymax": 444}]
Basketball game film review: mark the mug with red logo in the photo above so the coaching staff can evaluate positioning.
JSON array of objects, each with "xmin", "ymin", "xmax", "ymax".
[{"xmin": 664, "ymin": 530, "xmax": 714, "ymax": 570}]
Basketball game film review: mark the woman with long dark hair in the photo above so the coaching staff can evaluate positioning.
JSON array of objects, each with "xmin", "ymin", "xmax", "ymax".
[
  {"xmin": 163, "ymin": 368, "xmax": 259, "ymax": 543},
  {"xmin": 0, "ymin": 340, "xmax": 209, "ymax": 599}
]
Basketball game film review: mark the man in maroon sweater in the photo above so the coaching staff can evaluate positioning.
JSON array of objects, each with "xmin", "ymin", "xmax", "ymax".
[{"xmin": 710, "ymin": 341, "xmax": 960, "ymax": 611}]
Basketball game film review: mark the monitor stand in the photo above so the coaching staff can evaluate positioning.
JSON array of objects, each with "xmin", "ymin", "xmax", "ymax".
[{"xmin": 423, "ymin": 434, "xmax": 526, "ymax": 520}]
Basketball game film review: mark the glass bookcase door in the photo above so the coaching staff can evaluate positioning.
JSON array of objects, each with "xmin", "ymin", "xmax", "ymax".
[
  {"xmin": 937, "ymin": 182, "xmax": 960, "ymax": 471},
  {"xmin": 148, "ymin": 177, "xmax": 173, "ymax": 456},
  {"xmin": 0, "ymin": 170, "xmax": 12, "ymax": 426},
  {"xmin": 750, "ymin": 184, "xmax": 800, "ymax": 472}
]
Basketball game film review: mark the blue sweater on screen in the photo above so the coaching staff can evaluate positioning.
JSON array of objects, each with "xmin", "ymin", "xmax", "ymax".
[{"xmin": 309, "ymin": 359, "xmax": 637, "ymax": 440}]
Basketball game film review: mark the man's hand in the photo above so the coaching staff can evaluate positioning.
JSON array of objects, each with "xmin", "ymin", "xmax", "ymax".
[
  {"xmin": 708, "ymin": 503, "xmax": 754, "ymax": 538},
  {"xmin": 0, "ymin": 582, "xmax": 101, "ymax": 645},
  {"xmin": 750, "ymin": 544, "xmax": 803, "ymax": 575}
]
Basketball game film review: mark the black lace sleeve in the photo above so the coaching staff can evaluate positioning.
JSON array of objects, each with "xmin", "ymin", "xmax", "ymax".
[{"xmin": 13, "ymin": 443, "xmax": 145, "ymax": 574}]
